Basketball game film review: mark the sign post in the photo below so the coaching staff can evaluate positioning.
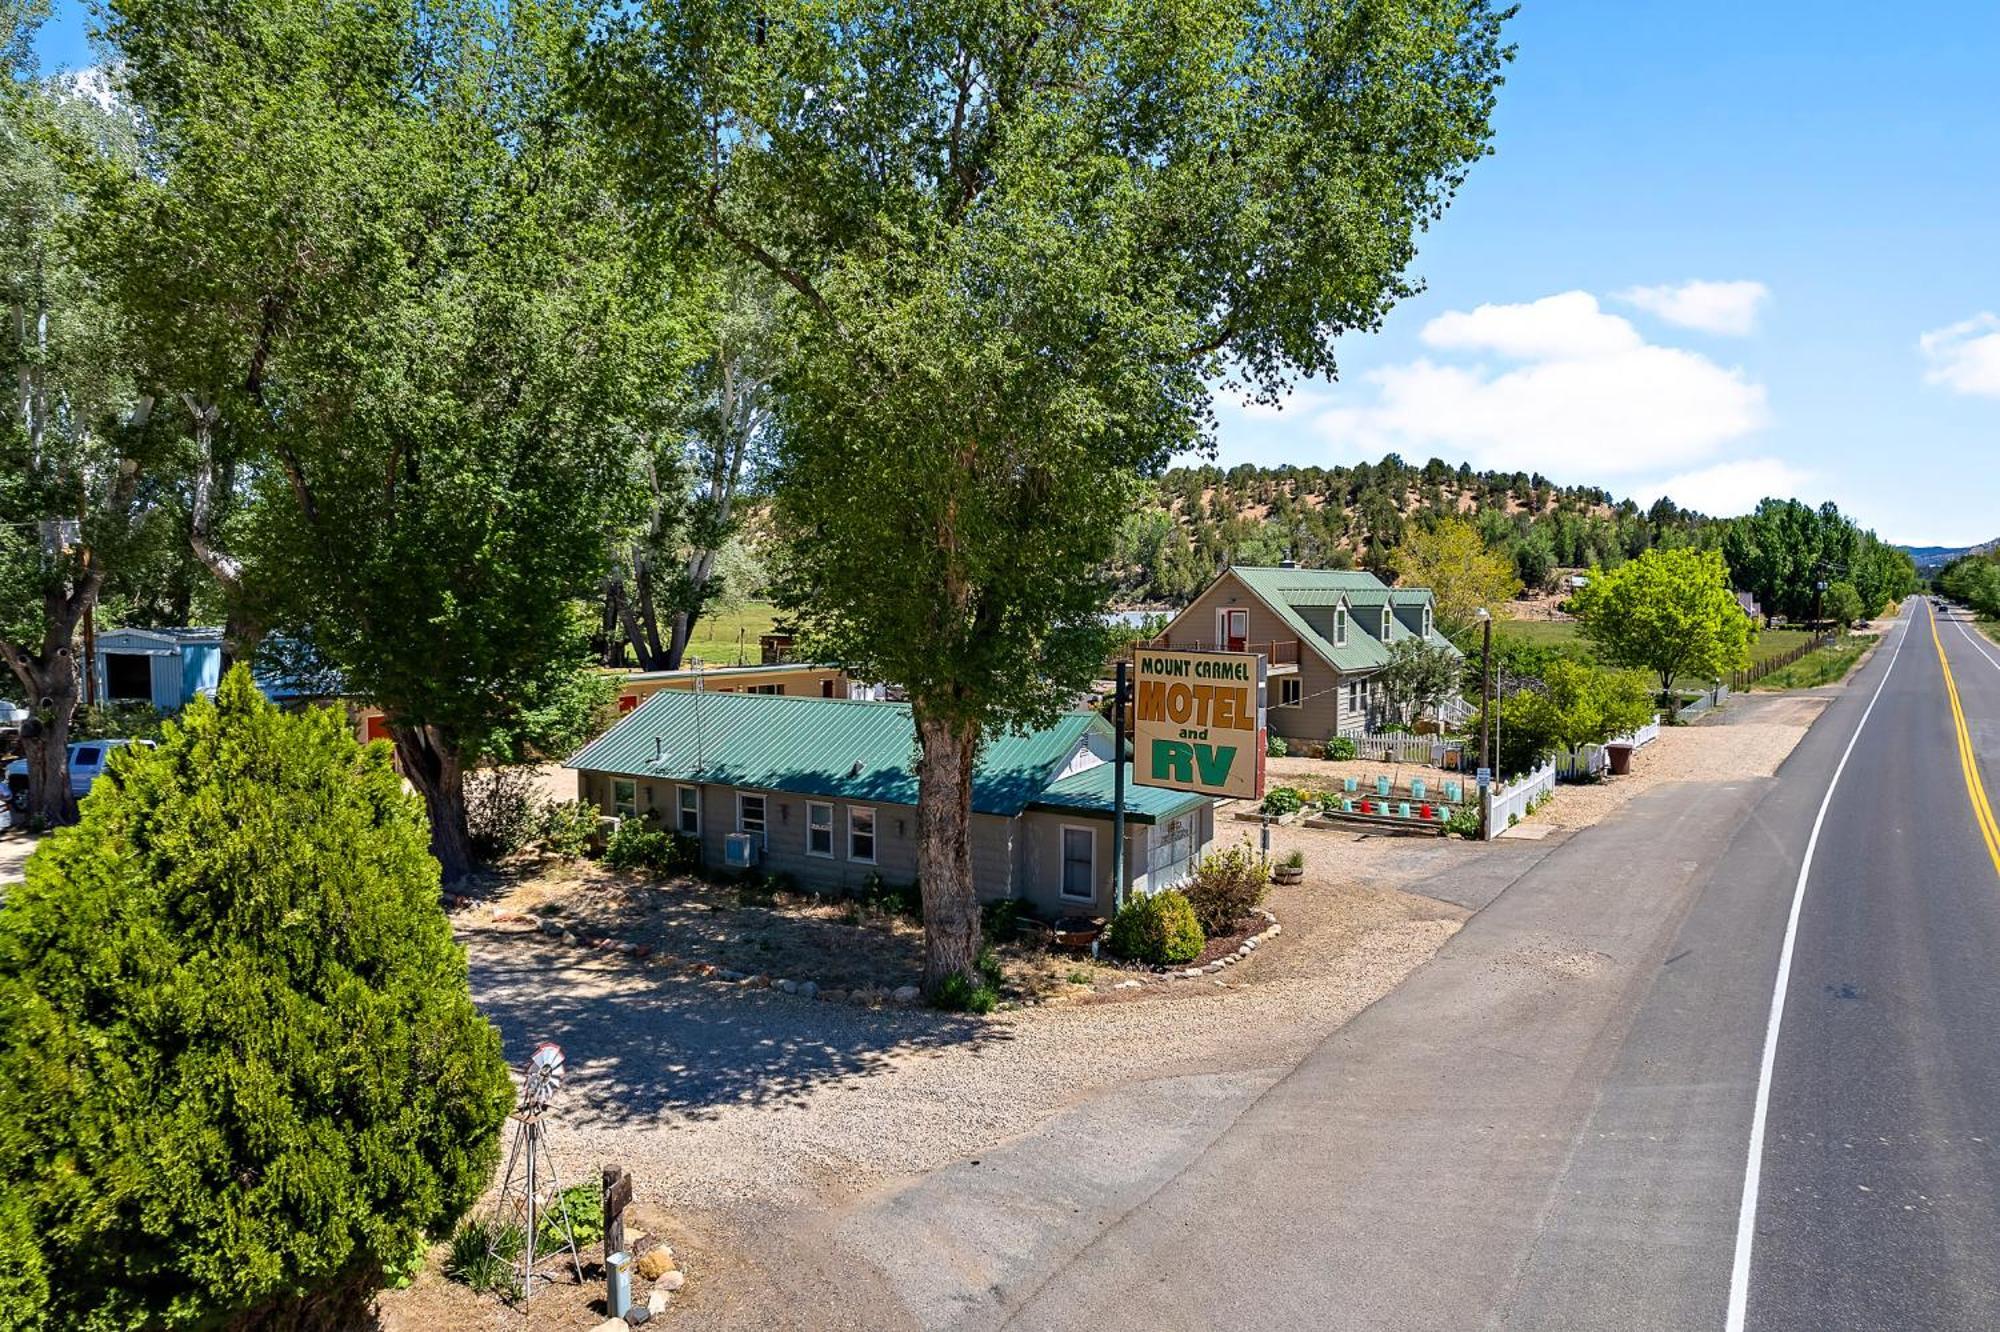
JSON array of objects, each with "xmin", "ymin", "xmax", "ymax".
[
  {"xmin": 1112, "ymin": 659, "xmax": 1129, "ymax": 914},
  {"xmin": 1130, "ymin": 648, "xmax": 1267, "ymax": 800}
]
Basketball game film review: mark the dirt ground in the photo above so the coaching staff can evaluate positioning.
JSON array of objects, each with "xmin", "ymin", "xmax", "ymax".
[
  {"xmin": 0, "ymin": 829, "xmax": 36, "ymax": 887},
  {"xmin": 377, "ymin": 838, "xmax": 1471, "ymax": 1330}
]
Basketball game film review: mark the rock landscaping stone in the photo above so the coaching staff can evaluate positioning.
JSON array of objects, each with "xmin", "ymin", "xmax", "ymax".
[
  {"xmin": 589, "ymin": 1319, "xmax": 629, "ymax": 1332},
  {"xmin": 776, "ymin": 978, "xmax": 798, "ymax": 994},
  {"xmin": 647, "ymin": 1288, "xmax": 670, "ymax": 1316},
  {"xmin": 820, "ymin": 988, "xmax": 847, "ymax": 1003},
  {"xmin": 892, "ymin": 985, "xmax": 920, "ymax": 1004},
  {"xmin": 743, "ymin": 973, "xmax": 769, "ymax": 987},
  {"xmin": 637, "ymin": 1248, "xmax": 678, "ymax": 1281},
  {"xmin": 539, "ymin": 919, "xmax": 563, "ymax": 937},
  {"xmin": 625, "ymin": 1306, "xmax": 651, "ymax": 1326},
  {"xmin": 799, "ymin": 981, "xmax": 817, "ymax": 1000},
  {"xmin": 657, "ymin": 1270, "xmax": 686, "ymax": 1292}
]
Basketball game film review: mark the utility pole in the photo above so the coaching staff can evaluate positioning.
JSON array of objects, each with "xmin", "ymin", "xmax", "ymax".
[
  {"xmin": 1478, "ymin": 611, "xmax": 1494, "ymax": 774},
  {"xmin": 1111, "ymin": 658, "xmax": 1129, "ymax": 914}
]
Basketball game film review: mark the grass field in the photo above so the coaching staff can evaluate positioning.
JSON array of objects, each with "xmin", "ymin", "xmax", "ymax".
[
  {"xmin": 1750, "ymin": 635, "xmax": 1871, "ymax": 690},
  {"xmin": 682, "ymin": 600, "xmax": 782, "ymax": 666},
  {"xmin": 1492, "ymin": 618, "xmax": 1817, "ymax": 668}
]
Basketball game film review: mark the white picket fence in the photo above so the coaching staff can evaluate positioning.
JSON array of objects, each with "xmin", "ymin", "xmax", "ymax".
[
  {"xmin": 1354, "ymin": 733, "xmax": 1468, "ymax": 767},
  {"xmin": 1551, "ymin": 715, "xmax": 1663, "ymax": 782},
  {"xmin": 1482, "ymin": 759, "xmax": 1558, "ymax": 840}
]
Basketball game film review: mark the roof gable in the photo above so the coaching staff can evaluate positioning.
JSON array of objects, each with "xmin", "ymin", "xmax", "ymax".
[{"xmin": 565, "ymin": 691, "xmax": 1108, "ymax": 818}]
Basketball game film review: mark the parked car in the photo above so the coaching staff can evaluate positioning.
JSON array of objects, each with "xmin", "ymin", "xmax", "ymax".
[{"xmin": 4, "ymin": 738, "xmax": 156, "ymax": 811}]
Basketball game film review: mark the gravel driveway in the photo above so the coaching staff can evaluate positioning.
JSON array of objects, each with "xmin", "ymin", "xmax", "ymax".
[{"xmin": 0, "ymin": 831, "xmax": 35, "ymax": 888}]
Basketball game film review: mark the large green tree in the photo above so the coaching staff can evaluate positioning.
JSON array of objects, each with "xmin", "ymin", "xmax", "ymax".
[
  {"xmin": 0, "ymin": 670, "xmax": 512, "ymax": 1330},
  {"xmin": 1571, "ymin": 547, "xmax": 1751, "ymax": 711},
  {"xmin": 586, "ymin": 0, "xmax": 1513, "ymax": 990},
  {"xmin": 102, "ymin": 0, "xmax": 689, "ymax": 879}
]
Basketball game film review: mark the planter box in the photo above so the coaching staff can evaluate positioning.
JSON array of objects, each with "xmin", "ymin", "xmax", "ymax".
[{"xmin": 1271, "ymin": 865, "xmax": 1304, "ymax": 885}]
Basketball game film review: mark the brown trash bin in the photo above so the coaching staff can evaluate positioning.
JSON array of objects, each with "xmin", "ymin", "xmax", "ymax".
[{"xmin": 1606, "ymin": 743, "xmax": 1634, "ymax": 776}]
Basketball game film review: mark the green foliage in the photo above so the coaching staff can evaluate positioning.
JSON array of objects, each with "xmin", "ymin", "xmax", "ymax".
[
  {"xmin": 1325, "ymin": 736, "xmax": 1359, "ymax": 761},
  {"xmin": 1571, "ymin": 548, "xmax": 1752, "ymax": 704},
  {"xmin": 538, "ymin": 799, "xmax": 600, "ymax": 859},
  {"xmin": 1940, "ymin": 555, "xmax": 2000, "ymax": 620},
  {"xmin": 1266, "ymin": 733, "xmax": 1288, "ymax": 759},
  {"xmin": 0, "ymin": 669, "xmax": 513, "ymax": 1330},
  {"xmin": 1107, "ymin": 890, "xmax": 1205, "ymax": 967},
  {"xmin": 1485, "ymin": 658, "xmax": 1655, "ymax": 774},
  {"xmin": 1722, "ymin": 499, "xmax": 1916, "ymax": 622},
  {"xmin": 933, "ymin": 971, "xmax": 1000, "ymax": 1015},
  {"xmin": 1393, "ymin": 520, "xmax": 1522, "ymax": 635},
  {"xmin": 1279, "ymin": 848, "xmax": 1306, "ymax": 871},
  {"xmin": 69, "ymin": 700, "xmax": 166, "ymax": 742},
  {"xmin": 466, "ymin": 765, "xmax": 541, "ymax": 862},
  {"xmin": 444, "ymin": 1218, "xmax": 521, "ymax": 1297},
  {"xmin": 583, "ymin": 0, "xmax": 1512, "ymax": 989},
  {"xmin": 540, "ymin": 1182, "xmax": 604, "ymax": 1255},
  {"xmin": 1378, "ymin": 637, "xmax": 1463, "ymax": 726},
  {"xmin": 603, "ymin": 819, "xmax": 700, "ymax": 875},
  {"xmin": 1444, "ymin": 804, "xmax": 1482, "ymax": 839},
  {"xmin": 1180, "ymin": 842, "xmax": 1270, "ymax": 935},
  {"xmin": 1822, "ymin": 580, "xmax": 1865, "ymax": 627},
  {"xmin": 1259, "ymin": 786, "xmax": 1304, "ymax": 816},
  {"xmin": 981, "ymin": 898, "xmax": 1028, "ymax": 944}
]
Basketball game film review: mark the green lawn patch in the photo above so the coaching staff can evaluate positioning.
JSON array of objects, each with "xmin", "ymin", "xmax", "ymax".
[
  {"xmin": 683, "ymin": 600, "xmax": 781, "ymax": 666},
  {"xmin": 1751, "ymin": 635, "xmax": 1870, "ymax": 690}
]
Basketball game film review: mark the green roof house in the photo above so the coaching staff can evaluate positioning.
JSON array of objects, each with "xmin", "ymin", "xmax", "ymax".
[
  {"xmin": 1149, "ymin": 564, "xmax": 1463, "ymax": 742},
  {"xmin": 565, "ymin": 690, "xmax": 1217, "ymax": 917}
]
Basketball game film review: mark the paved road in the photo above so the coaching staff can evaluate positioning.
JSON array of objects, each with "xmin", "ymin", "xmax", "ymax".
[{"xmin": 777, "ymin": 600, "xmax": 2000, "ymax": 1331}]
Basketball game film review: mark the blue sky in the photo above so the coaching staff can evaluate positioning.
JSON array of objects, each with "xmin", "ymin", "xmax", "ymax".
[{"xmin": 34, "ymin": 2, "xmax": 2000, "ymax": 544}]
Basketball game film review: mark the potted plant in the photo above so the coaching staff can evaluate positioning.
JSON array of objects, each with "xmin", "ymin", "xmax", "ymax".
[{"xmin": 1271, "ymin": 848, "xmax": 1306, "ymax": 885}]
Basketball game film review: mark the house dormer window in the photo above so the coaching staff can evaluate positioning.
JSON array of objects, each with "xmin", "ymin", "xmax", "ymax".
[
  {"xmin": 1382, "ymin": 609, "xmax": 1392, "ymax": 638},
  {"xmin": 1423, "ymin": 606, "xmax": 1433, "ymax": 637},
  {"xmin": 1335, "ymin": 607, "xmax": 1348, "ymax": 646}
]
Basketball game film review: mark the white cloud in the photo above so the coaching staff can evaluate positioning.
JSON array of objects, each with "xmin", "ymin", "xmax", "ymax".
[
  {"xmin": 1616, "ymin": 280, "xmax": 1770, "ymax": 336},
  {"xmin": 1641, "ymin": 458, "xmax": 1812, "ymax": 518},
  {"xmin": 1422, "ymin": 290, "xmax": 1642, "ymax": 360},
  {"xmin": 1314, "ymin": 290, "xmax": 1769, "ymax": 479},
  {"xmin": 1919, "ymin": 314, "xmax": 2000, "ymax": 397}
]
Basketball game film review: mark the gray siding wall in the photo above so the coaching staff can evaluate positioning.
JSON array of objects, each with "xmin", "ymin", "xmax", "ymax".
[{"xmin": 579, "ymin": 771, "xmax": 1019, "ymax": 901}]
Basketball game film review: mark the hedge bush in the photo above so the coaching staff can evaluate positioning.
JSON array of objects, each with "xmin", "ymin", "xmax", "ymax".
[
  {"xmin": 1180, "ymin": 842, "xmax": 1269, "ymax": 935},
  {"xmin": 537, "ymin": 799, "xmax": 600, "ymax": 858},
  {"xmin": 603, "ymin": 819, "xmax": 700, "ymax": 874},
  {"xmin": 1106, "ymin": 889, "xmax": 1204, "ymax": 966},
  {"xmin": 1326, "ymin": 736, "xmax": 1358, "ymax": 760},
  {"xmin": 0, "ymin": 669, "xmax": 514, "ymax": 1332},
  {"xmin": 1258, "ymin": 786, "xmax": 1304, "ymax": 816}
]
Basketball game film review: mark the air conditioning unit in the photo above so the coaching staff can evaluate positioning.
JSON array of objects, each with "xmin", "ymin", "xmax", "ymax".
[{"xmin": 724, "ymin": 832, "xmax": 760, "ymax": 869}]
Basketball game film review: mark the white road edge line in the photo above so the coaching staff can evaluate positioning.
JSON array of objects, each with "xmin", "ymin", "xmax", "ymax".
[
  {"xmin": 1954, "ymin": 612, "xmax": 2000, "ymax": 674},
  {"xmin": 1723, "ymin": 609, "xmax": 1910, "ymax": 1331}
]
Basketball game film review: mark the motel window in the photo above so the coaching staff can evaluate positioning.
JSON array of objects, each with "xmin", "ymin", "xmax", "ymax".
[
  {"xmin": 807, "ymin": 802, "xmax": 835, "ymax": 857},
  {"xmin": 1061, "ymin": 826, "xmax": 1096, "ymax": 900},
  {"xmin": 737, "ymin": 793, "xmax": 767, "ymax": 840},
  {"xmin": 676, "ymin": 785, "xmax": 700, "ymax": 837},
  {"xmin": 848, "ymin": 807, "xmax": 877, "ymax": 864},
  {"xmin": 1280, "ymin": 677, "xmax": 1302, "ymax": 708},
  {"xmin": 748, "ymin": 684, "xmax": 784, "ymax": 695},
  {"xmin": 612, "ymin": 778, "xmax": 638, "ymax": 819},
  {"xmin": 1334, "ymin": 607, "xmax": 1348, "ymax": 646}
]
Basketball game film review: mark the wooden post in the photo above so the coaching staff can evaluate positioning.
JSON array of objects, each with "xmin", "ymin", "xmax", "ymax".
[{"xmin": 603, "ymin": 1165, "xmax": 634, "ymax": 1264}]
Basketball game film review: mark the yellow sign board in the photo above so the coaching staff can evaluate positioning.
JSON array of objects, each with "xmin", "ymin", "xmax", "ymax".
[{"xmin": 1132, "ymin": 648, "xmax": 1266, "ymax": 799}]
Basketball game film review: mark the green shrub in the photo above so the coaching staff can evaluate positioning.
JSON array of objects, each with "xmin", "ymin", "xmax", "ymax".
[
  {"xmin": 1259, "ymin": 786, "xmax": 1304, "ymax": 816},
  {"xmin": 1444, "ymin": 805, "xmax": 1482, "ymax": 839},
  {"xmin": 539, "ymin": 1181, "xmax": 603, "ymax": 1254},
  {"xmin": 1180, "ymin": 842, "xmax": 1269, "ymax": 935},
  {"xmin": 538, "ymin": 798, "xmax": 600, "ymax": 858},
  {"xmin": 0, "ymin": 669, "xmax": 513, "ymax": 1331},
  {"xmin": 444, "ymin": 1217, "xmax": 521, "ymax": 1296},
  {"xmin": 981, "ymin": 898, "xmax": 1028, "ymax": 943},
  {"xmin": 863, "ymin": 871, "xmax": 923, "ymax": 919},
  {"xmin": 70, "ymin": 700, "xmax": 166, "ymax": 743},
  {"xmin": 1266, "ymin": 733, "xmax": 1287, "ymax": 758},
  {"xmin": 1106, "ymin": 889, "xmax": 1205, "ymax": 966},
  {"xmin": 1279, "ymin": 848, "xmax": 1305, "ymax": 870},
  {"xmin": 467, "ymin": 764, "xmax": 540, "ymax": 860},
  {"xmin": 1326, "ymin": 736, "xmax": 1358, "ymax": 760},
  {"xmin": 933, "ymin": 971, "xmax": 1000, "ymax": 1014},
  {"xmin": 604, "ymin": 820, "xmax": 701, "ymax": 875}
]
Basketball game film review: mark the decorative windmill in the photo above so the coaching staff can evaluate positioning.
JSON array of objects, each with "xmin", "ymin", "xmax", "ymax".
[{"xmin": 487, "ymin": 1042, "xmax": 584, "ymax": 1301}]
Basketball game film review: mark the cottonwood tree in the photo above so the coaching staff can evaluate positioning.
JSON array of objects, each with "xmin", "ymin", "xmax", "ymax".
[
  {"xmin": 1378, "ymin": 637, "xmax": 1461, "ymax": 728},
  {"xmin": 608, "ymin": 267, "xmax": 777, "ymax": 670},
  {"xmin": 1571, "ymin": 547, "xmax": 1750, "ymax": 712},
  {"xmin": 0, "ymin": 41, "xmax": 156, "ymax": 826},
  {"xmin": 1393, "ymin": 518, "xmax": 1521, "ymax": 637},
  {"xmin": 588, "ymin": 0, "xmax": 1513, "ymax": 991},
  {"xmin": 104, "ymin": 0, "xmax": 686, "ymax": 879}
]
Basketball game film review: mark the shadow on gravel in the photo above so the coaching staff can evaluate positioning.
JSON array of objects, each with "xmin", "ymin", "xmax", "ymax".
[{"xmin": 468, "ymin": 946, "xmax": 1005, "ymax": 1124}]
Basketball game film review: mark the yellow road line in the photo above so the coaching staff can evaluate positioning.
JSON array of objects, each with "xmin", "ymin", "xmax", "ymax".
[{"xmin": 1930, "ymin": 602, "xmax": 2000, "ymax": 880}]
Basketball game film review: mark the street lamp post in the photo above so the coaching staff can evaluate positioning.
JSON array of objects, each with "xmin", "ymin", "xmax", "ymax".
[{"xmin": 1476, "ymin": 608, "xmax": 1494, "ymax": 775}]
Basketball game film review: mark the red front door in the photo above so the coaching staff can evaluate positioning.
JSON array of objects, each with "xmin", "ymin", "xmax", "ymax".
[{"xmin": 1223, "ymin": 608, "xmax": 1249, "ymax": 652}]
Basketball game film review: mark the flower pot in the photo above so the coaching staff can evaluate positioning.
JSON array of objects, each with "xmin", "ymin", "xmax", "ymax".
[{"xmin": 1272, "ymin": 865, "xmax": 1304, "ymax": 885}]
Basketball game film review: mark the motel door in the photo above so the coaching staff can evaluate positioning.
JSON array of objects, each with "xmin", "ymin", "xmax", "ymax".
[{"xmin": 1221, "ymin": 608, "xmax": 1249, "ymax": 652}]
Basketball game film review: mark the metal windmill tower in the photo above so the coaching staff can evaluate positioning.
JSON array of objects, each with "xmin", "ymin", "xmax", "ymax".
[{"xmin": 488, "ymin": 1042, "xmax": 585, "ymax": 1301}]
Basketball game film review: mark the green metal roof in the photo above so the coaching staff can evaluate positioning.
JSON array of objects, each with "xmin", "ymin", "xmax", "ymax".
[
  {"xmin": 1223, "ymin": 566, "xmax": 1461, "ymax": 670},
  {"xmin": 1026, "ymin": 763, "xmax": 1209, "ymax": 824},
  {"xmin": 565, "ymin": 691, "xmax": 1109, "ymax": 818}
]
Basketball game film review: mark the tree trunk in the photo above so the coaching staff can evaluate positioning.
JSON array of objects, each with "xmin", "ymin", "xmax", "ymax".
[
  {"xmin": 913, "ymin": 707, "xmax": 982, "ymax": 995},
  {"xmin": 391, "ymin": 723, "xmax": 474, "ymax": 886},
  {"xmin": 18, "ymin": 658, "xmax": 79, "ymax": 826}
]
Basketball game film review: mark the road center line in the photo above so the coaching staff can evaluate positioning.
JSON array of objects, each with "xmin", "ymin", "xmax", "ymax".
[
  {"xmin": 1934, "ymin": 613, "xmax": 2000, "ymax": 876},
  {"xmin": 1723, "ymin": 609, "xmax": 1908, "ymax": 1332}
]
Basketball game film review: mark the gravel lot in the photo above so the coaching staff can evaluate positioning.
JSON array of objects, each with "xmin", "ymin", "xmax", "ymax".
[
  {"xmin": 0, "ymin": 831, "xmax": 35, "ymax": 887},
  {"xmin": 453, "ymin": 866, "xmax": 1465, "ymax": 1216}
]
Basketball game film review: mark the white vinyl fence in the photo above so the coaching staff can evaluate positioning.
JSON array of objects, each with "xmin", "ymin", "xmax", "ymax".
[
  {"xmin": 1482, "ymin": 760, "xmax": 1558, "ymax": 840},
  {"xmin": 1551, "ymin": 715, "xmax": 1664, "ymax": 782},
  {"xmin": 1355, "ymin": 733, "xmax": 1468, "ymax": 768}
]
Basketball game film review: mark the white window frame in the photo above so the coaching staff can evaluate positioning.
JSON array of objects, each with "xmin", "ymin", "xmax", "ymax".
[
  {"xmin": 748, "ymin": 683, "xmax": 783, "ymax": 695},
  {"xmin": 1059, "ymin": 823, "xmax": 1097, "ymax": 902},
  {"xmin": 1422, "ymin": 605, "xmax": 1434, "ymax": 637},
  {"xmin": 737, "ymin": 792, "xmax": 767, "ymax": 844},
  {"xmin": 676, "ymin": 785, "xmax": 700, "ymax": 837},
  {"xmin": 847, "ymin": 805, "xmax": 878, "ymax": 864},
  {"xmin": 806, "ymin": 801, "xmax": 836, "ymax": 858},
  {"xmin": 1334, "ymin": 606, "xmax": 1348, "ymax": 646},
  {"xmin": 1279, "ymin": 676, "xmax": 1302, "ymax": 708},
  {"xmin": 1382, "ymin": 608, "xmax": 1393, "ymax": 638},
  {"xmin": 1348, "ymin": 680, "xmax": 1363, "ymax": 713}
]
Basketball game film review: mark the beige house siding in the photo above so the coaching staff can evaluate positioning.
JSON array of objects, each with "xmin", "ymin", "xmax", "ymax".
[
  {"xmin": 1015, "ymin": 803, "xmax": 1216, "ymax": 917},
  {"xmin": 614, "ymin": 664, "xmax": 851, "ymax": 713}
]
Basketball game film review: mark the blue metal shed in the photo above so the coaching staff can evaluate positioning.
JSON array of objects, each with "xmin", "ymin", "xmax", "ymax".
[{"xmin": 93, "ymin": 627, "xmax": 226, "ymax": 713}]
